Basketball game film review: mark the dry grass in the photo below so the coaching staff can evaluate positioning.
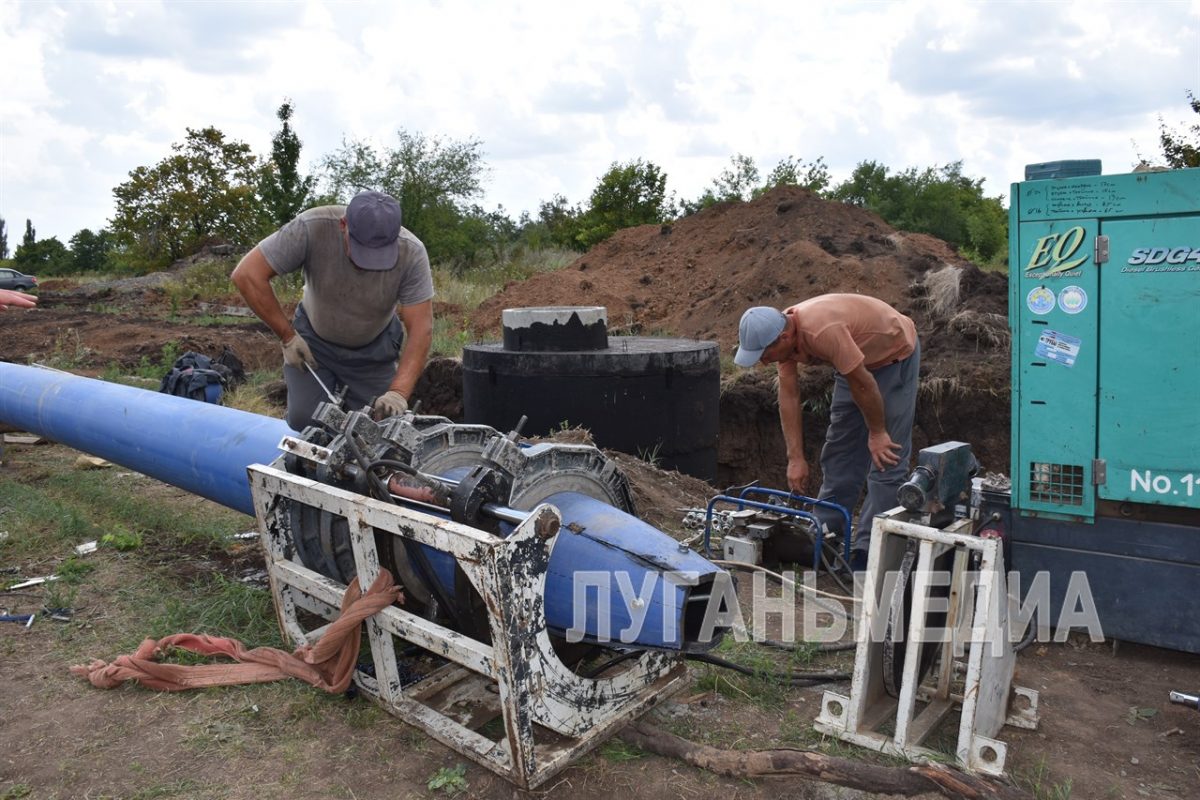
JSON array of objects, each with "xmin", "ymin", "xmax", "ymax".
[
  {"xmin": 922, "ymin": 265, "xmax": 963, "ymax": 320},
  {"xmin": 918, "ymin": 375, "xmax": 967, "ymax": 405},
  {"xmin": 946, "ymin": 310, "xmax": 1010, "ymax": 349}
]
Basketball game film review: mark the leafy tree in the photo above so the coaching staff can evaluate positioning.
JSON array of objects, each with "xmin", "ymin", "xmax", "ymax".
[
  {"xmin": 260, "ymin": 99, "xmax": 316, "ymax": 227},
  {"xmin": 69, "ymin": 228, "xmax": 113, "ymax": 272},
  {"xmin": 1159, "ymin": 91, "xmax": 1199, "ymax": 168},
  {"xmin": 110, "ymin": 126, "xmax": 266, "ymax": 266},
  {"xmin": 573, "ymin": 159, "xmax": 674, "ymax": 249},
  {"xmin": 830, "ymin": 160, "xmax": 1007, "ymax": 263},
  {"xmin": 530, "ymin": 194, "xmax": 585, "ymax": 251},
  {"xmin": 14, "ymin": 235, "xmax": 70, "ymax": 274},
  {"xmin": 425, "ymin": 203, "xmax": 520, "ymax": 271},
  {"xmin": 320, "ymin": 130, "xmax": 488, "ymax": 262},
  {"xmin": 0, "ymin": 217, "xmax": 7, "ymax": 260},
  {"xmin": 23, "ymin": 219, "xmax": 35, "ymax": 250}
]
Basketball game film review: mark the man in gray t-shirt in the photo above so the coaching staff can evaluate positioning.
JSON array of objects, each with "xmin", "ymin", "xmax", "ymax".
[{"xmin": 232, "ymin": 190, "xmax": 434, "ymax": 430}]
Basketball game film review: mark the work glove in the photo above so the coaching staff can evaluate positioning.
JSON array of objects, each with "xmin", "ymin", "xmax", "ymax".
[
  {"xmin": 281, "ymin": 334, "xmax": 317, "ymax": 370},
  {"xmin": 372, "ymin": 390, "xmax": 409, "ymax": 420}
]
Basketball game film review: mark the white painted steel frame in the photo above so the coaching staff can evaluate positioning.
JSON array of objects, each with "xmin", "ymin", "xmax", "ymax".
[
  {"xmin": 246, "ymin": 463, "xmax": 686, "ymax": 789},
  {"xmin": 812, "ymin": 510, "xmax": 1040, "ymax": 776}
]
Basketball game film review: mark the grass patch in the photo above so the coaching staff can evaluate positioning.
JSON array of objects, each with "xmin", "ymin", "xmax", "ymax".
[
  {"xmin": 124, "ymin": 779, "xmax": 205, "ymax": 799},
  {"xmin": 600, "ymin": 738, "xmax": 646, "ymax": 762},
  {"xmin": 431, "ymin": 314, "xmax": 474, "ymax": 358},
  {"xmin": 98, "ymin": 340, "xmax": 183, "ymax": 385},
  {"xmin": 32, "ymin": 467, "xmax": 242, "ymax": 549},
  {"xmin": 222, "ymin": 369, "xmax": 287, "ymax": 417},
  {"xmin": 427, "ymin": 763, "xmax": 468, "ymax": 796},
  {"xmin": 150, "ymin": 575, "xmax": 283, "ymax": 647},
  {"xmin": 37, "ymin": 328, "xmax": 94, "ymax": 370},
  {"xmin": 689, "ymin": 637, "xmax": 826, "ymax": 707},
  {"xmin": 432, "ymin": 246, "xmax": 575, "ymax": 308},
  {"xmin": 1018, "ymin": 756, "xmax": 1073, "ymax": 799}
]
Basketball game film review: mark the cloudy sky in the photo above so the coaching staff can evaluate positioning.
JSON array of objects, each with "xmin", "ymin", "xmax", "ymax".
[{"xmin": 1, "ymin": 0, "xmax": 1197, "ymax": 245}]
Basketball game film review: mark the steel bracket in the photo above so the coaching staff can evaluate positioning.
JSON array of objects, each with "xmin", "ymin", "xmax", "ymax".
[
  {"xmin": 813, "ymin": 510, "xmax": 1039, "ymax": 776},
  {"xmin": 247, "ymin": 462, "xmax": 686, "ymax": 789}
]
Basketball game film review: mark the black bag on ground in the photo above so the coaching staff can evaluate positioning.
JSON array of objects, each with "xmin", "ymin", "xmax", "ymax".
[
  {"xmin": 158, "ymin": 351, "xmax": 231, "ymax": 404},
  {"xmin": 214, "ymin": 346, "xmax": 246, "ymax": 387}
]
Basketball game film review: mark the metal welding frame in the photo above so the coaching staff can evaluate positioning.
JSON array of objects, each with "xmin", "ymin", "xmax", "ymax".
[
  {"xmin": 246, "ymin": 462, "xmax": 687, "ymax": 789},
  {"xmin": 813, "ymin": 510, "xmax": 1039, "ymax": 776}
]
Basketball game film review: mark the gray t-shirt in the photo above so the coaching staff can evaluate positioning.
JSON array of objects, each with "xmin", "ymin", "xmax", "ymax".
[{"xmin": 258, "ymin": 205, "xmax": 434, "ymax": 348}]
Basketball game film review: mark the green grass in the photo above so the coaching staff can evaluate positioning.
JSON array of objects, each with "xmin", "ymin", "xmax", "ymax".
[
  {"xmin": 1017, "ymin": 756, "xmax": 1073, "ymax": 799},
  {"xmin": 431, "ymin": 314, "xmax": 474, "ymax": 357},
  {"xmin": 149, "ymin": 574, "xmax": 283, "ymax": 647},
  {"xmin": 97, "ymin": 340, "xmax": 183, "ymax": 384},
  {"xmin": 432, "ymin": 246, "xmax": 575, "ymax": 309},
  {"xmin": 427, "ymin": 763, "xmax": 469, "ymax": 796},
  {"xmin": 222, "ymin": 368, "xmax": 287, "ymax": 416},
  {"xmin": 689, "ymin": 637, "xmax": 827, "ymax": 707},
  {"xmin": 600, "ymin": 738, "xmax": 647, "ymax": 762},
  {"xmin": 37, "ymin": 328, "xmax": 94, "ymax": 370}
]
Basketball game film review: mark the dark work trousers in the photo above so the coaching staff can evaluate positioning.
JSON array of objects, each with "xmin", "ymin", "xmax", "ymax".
[
  {"xmin": 812, "ymin": 338, "xmax": 920, "ymax": 555},
  {"xmin": 282, "ymin": 304, "xmax": 405, "ymax": 431}
]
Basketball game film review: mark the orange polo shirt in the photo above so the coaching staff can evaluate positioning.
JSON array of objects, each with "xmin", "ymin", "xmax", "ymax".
[{"xmin": 784, "ymin": 294, "xmax": 916, "ymax": 375}]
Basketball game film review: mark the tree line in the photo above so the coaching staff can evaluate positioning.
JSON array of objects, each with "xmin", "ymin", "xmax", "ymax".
[{"xmin": 3, "ymin": 92, "xmax": 1196, "ymax": 278}]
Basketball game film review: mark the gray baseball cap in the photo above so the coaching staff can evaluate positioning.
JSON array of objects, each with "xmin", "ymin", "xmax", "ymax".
[
  {"xmin": 734, "ymin": 306, "xmax": 787, "ymax": 367},
  {"xmin": 345, "ymin": 191, "xmax": 402, "ymax": 270}
]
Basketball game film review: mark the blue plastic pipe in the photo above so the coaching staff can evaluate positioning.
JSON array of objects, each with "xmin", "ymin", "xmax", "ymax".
[{"xmin": 0, "ymin": 362, "xmax": 289, "ymax": 515}]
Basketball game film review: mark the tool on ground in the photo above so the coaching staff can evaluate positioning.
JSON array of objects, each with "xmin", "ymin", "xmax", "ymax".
[
  {"xmin": 0, "ymin": 613, "xmax": 35, "ymax": 628},
  {"xmin": 1169, "ymin": 691, "xmax": 1199, "ymax": 710}
]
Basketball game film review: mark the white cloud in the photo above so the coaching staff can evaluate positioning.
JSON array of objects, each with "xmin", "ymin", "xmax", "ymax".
[{"xmin": 1, "ymin": 0, "xmax": 1196, "ymax": 244}]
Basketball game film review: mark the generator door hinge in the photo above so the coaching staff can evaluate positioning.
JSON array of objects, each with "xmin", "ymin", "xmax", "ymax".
[
  {"xmin": 1092, "ymin": 459, "xmax": 1107, "ymax": 485},
  {"xmin": 1094, "ymin": 235, "xmax": 1110, "ymax": 265}
]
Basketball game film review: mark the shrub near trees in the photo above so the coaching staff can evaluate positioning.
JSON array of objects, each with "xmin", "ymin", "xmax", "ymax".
[
  {"xmin": 535, "ymin": 159, "xmax": 675, "ymax": 251},
  {"xmin": 829, "ymin": 160, "xmax": 1007, "ymax": 264}
]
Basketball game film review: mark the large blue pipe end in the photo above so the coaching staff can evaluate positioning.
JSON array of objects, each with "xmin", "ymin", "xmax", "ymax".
[{"xmin": 0, "ymin": 362, "xmax": 290, "ymax": 515}]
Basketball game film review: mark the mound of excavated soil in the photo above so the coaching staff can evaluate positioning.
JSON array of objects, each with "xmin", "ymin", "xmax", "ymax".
[{"xmin": 475, "ymin": 186, "xmax": 1011, "ymax": 490}]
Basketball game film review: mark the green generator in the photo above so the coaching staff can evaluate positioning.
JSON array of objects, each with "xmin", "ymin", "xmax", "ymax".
[{"xmin": 1007, "ymin": 166, "xmax": 1200, "ymax": 653}]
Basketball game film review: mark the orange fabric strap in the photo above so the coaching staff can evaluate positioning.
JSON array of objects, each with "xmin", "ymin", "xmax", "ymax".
[{"xmin": 71, "ymin": 571, "xmax": 402, "ymax": 694}]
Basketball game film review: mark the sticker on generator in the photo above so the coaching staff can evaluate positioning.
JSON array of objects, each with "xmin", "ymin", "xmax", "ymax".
[
  {"xmin": 1057, "ymin": 285, "xmax": 1088, "ymax": 315},
  {"xmin": 1027, "ymin": 286, "xmax": 1055, "ymax": 315},
  {"xmin": 1034, "ymin": 330, "xmax": 1081, "ymax": 367}
]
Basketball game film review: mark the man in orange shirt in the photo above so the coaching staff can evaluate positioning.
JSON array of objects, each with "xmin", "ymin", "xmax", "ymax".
[{"xmin": 735, "ymin": 294, "xmax": 920, "ymax": 568}]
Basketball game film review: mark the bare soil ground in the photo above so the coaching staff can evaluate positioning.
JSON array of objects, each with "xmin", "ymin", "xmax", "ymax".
[{"xmin": 1, "ymin": 191, "xmax": 1197, "ymax": 799}]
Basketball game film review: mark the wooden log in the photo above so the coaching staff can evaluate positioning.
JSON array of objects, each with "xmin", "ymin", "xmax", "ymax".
[{"xmin": 618, "ymin": 721, "xmax": 1031, "ymax": 800}]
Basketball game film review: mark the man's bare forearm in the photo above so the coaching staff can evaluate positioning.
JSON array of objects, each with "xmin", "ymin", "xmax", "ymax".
[{"xmin": 231, "ymin": 247, "xmax": 295, "ymax": 342}]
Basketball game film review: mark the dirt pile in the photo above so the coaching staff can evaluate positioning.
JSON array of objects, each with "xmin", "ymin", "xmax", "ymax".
[{"xmin": 475, "ymin": 186, "xmax": 1012, "ymax": 489}]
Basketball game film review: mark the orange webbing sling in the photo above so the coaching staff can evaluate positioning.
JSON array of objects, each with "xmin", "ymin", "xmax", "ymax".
[{"xmin": 71, "ymin": 571, "xmax": 402, "ymax": 694}]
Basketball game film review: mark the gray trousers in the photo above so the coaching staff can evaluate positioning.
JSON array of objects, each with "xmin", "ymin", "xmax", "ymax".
[
  {"xmin": 283, "ymin": 304, "xmax": 404, "ymax": 431},
  {"xmin": 813, "ymin": 339, "xmax": 920, "ymax": 554}
]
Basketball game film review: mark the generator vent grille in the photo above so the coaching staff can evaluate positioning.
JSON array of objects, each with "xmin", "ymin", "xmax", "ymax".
[{"xmin": 1029, "ymin": 462, "xmax": 1085, "ymax": 505}]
